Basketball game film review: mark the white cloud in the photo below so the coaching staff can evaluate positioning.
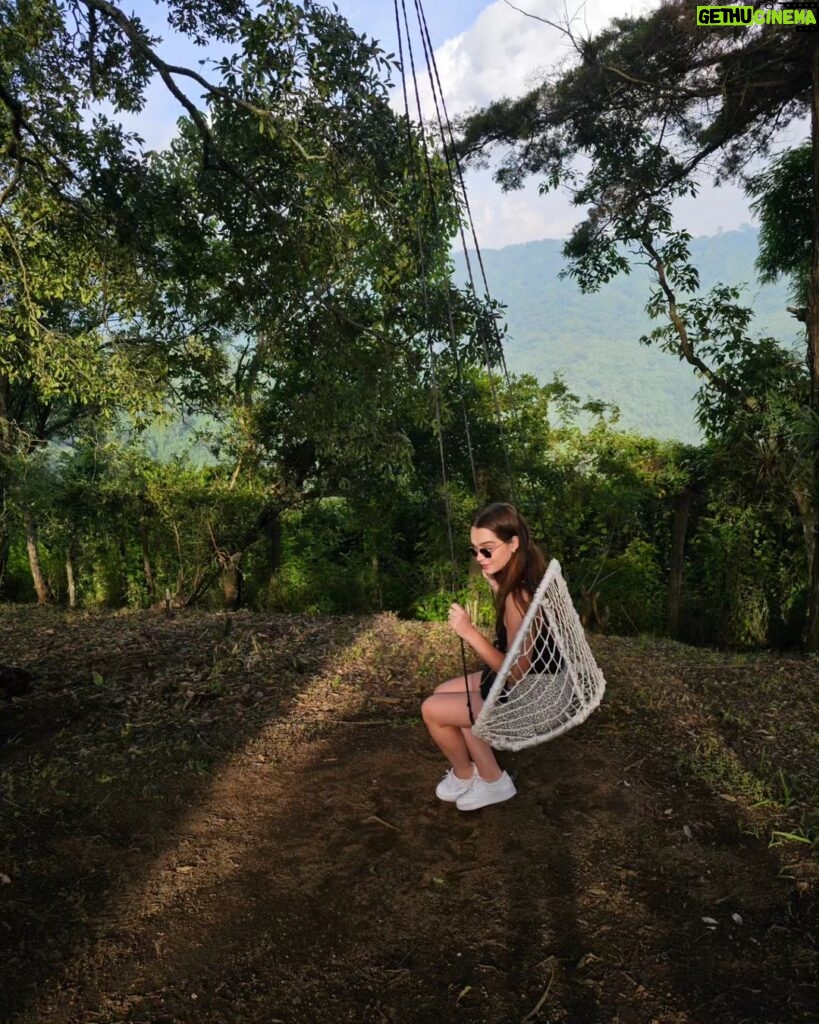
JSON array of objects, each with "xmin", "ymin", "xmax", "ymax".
[
  {"xmin": 396, "ymin": 0, "xmax": 763, "ymax": 248},
  {"xmin": 412, "ymin": 0, "xmax": 657, "ymax": 117},
  {"xmin": 459, "ymin": 171, "xmax": 583, "ymax": 249}
]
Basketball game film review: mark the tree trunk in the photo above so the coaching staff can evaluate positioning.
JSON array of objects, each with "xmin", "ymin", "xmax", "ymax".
[
  {"xmin": 793, "ymin": 487, "xmax": 815, "ymax": 579},
  {"xmin": 222, "ymin": 554, "xmax": 242, "ymax": 611},
  {"xmin": 0, "ymin": 524, "xmax": 9, "ymax": 594},
  {"xmin": 0, "ymin": 372, "xmax": 11, "ymax": 454},
  {"xmin": 65, "ymin": 545, "xmax": 76, "ymax": 609},
  {"xmin": 24, "ymin": 511, "xmax": 51, "ymax": 605},
  {"xmin": 372, "ymin": 553, "xmax": 383, "ymax": 610},
  {"xmin": 117, "ymin": 535, "xmax": 129, "ymax": 607},
  {"xmin": 0, "ymin": 373, "xmax": 11, "ymax": 594},
  {"xmin": 266, "ymin": 508, "xmax": 282, "ymax": 575},
  {"xmin": 805, "ymin": 40, "xmax": 819, "ymax": 649},
  {"xmin": 138, "ymin": 521, "xmax": 155, "ymax": 602},
  {"xmin": 183, "ymin": 501, "xmax": 283, "ymax": 608},
  {"xmin": 667, "ymin": 490, "xmax": 691, "ymax": 639}
]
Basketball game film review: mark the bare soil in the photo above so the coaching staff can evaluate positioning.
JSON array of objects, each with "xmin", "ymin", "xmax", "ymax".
[{"xmin": 0, "ymin": 606, "xmax": 816, "ymax": 1024}]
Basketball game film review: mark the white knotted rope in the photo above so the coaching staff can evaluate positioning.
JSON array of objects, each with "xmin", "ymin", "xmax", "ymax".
[{"xmin": 472, "ymin": 560, "xmax": 606, "ymax": 751}]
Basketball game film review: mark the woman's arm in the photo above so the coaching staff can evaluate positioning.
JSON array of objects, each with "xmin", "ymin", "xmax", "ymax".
[
  {"xmin": 448, "ymin": 604, "xmax": 505, "ymax": 670},
  {"xmin": 448, "ymin": 590, "xmax": 528, "ymax": 673}
]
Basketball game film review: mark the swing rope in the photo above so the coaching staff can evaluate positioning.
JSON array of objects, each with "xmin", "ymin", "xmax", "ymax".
[
  {"xmin": 394, "ymin": 0, "xmax": 520, "ymax": 723},
  {"xmin": 409, "ymin": 0, "xmax": 516, "ymax": 503},
  {"xmin": 408, "ymin": 0, "xmax": 553, "ymax": 536},
  {"xmin": 393, "ymin": 0, "xmax": 476, "ymax": 723},
  {"xmin": 395, "ymin": 0, "xmax": 480, "ymax": 496}
]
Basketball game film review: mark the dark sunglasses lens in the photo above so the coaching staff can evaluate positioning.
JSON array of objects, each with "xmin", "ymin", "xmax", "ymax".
[{"xmin": 468, "ymin": 546, "xmax": 492, "ymax": 559}]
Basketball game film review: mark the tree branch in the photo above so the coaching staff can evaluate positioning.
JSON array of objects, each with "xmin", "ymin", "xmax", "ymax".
[
  {"xmin": 82, "ymin": 0, "xmax": 325, "ymax": 163},
  {"xmin": 82, "ymin": 0, "xmax": 217, "ymax": 163},
  {"xmin": 0, "ymin": 163, "xmax": 22, "ymax": 211},
  {"xmin": 0, "ymin": 78, "xmax": 78, "ymax": 186},
  {"xmin": 640, "ymin": 234, "xmax": 750, "ymax": 405},
  {"xmin": 603, "ymin": 63, "xmax": 792, "ymax": 99},
  {"xmin": 501, "ymin": 0, "xmax": 565, "ymax": 32}
]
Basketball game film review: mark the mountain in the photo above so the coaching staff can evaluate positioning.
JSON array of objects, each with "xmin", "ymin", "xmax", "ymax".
[{"xmin": 455, "ymin": 226, "xmax": 799, "ymax": 443}]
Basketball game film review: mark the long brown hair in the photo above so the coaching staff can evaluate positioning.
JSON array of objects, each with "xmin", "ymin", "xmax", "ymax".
[{"xmin": 472, "ymin": 503, "xmax": 547, "ymax": 632}]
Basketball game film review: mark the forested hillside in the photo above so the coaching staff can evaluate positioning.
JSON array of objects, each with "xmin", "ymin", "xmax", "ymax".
[
  {"xmin": 148, "ymin": 226, "xmax": 795, "ymax": 459},
  {"xmin": 456, "ymin": 226, "xmax": 797, "ymax": 442}
]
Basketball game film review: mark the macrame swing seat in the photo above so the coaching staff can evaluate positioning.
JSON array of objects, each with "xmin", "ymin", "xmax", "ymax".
[{"xmin": 472, "ymin": 560, "xmax": 606, "ymax": 751}]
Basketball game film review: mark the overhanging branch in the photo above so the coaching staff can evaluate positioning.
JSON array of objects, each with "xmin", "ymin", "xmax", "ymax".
[{"xmin": 82, "ymin": 0, "xmax": 325, "ymax": 163}]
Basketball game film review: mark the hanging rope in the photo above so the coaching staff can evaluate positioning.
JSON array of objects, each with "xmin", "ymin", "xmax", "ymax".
[
  {"xmin": 394, "ymin": 0, "xmax": 521, "ymax": 723},
  {"xmin": 409, "ymin": 0, "xmax": 516, "ymax": 502},
  {"xmin": 396, "ymin": 0, "xmax": 480, "ymax": 496},
  {"xmin": 407, "ymin": 0, "xmax": 551, "ymax": 537},
  {"xmin": 393, "ymin": 0, "xmax": 475, "ymax": 723}
]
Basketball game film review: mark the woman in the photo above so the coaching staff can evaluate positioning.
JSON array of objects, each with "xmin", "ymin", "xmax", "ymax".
[{"xmin": 421, "ymin": 502, "xmax": 547, "ymax": 810}]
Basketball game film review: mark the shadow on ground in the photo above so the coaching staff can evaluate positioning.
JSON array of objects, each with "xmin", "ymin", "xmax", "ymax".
[{"xmin": 1, "ymin": 609, "xmax": 816, "ymax": 1023}]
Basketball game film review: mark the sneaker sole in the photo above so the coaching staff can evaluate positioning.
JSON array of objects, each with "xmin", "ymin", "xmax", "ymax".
[
  {"xmin": 437, "ymin": 791, "xmax": 470, "ymax": 802},
  {"xmin": 456, "ymin": 786, "xmax": 517, "ymax": 811}
]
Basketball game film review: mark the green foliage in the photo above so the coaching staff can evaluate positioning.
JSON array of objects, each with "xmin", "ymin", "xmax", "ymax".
[
  {"xmin": 0, "ymin": 370, "xmax": 812, "ymax": 651},
  {"xmin": 265, "ymin": 500, "xmax": 387, "ymax": 614},
  {"xmin": 1, "ymin": 0, "xmax": 478, "ymax": 500},
  {"xmin": 746, "ymin": 144, "xmax": 812, "ymax": 305}
]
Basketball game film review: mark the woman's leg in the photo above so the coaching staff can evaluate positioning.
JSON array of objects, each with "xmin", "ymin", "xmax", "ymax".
[
  {"xmin": 422, "ymin": 672, "xmax": 503, "ymax": 782},
  {"xmin": 462, "ymin": 728, "xmax": 503, "ymax": 783},
  {"xmin": 433, "ymin": 671, "xmax": 482, "ymax": 695}
]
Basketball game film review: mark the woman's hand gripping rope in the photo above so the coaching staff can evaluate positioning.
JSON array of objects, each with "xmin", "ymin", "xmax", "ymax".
[{"xmin": 448, "ymin": 602, "xmax": 474, "ymax": 640}]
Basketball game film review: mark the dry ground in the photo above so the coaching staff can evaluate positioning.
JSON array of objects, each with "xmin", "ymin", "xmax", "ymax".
[{"xmin": 0, "ymin": 606, "xmax": 817, "ymax": 1024}]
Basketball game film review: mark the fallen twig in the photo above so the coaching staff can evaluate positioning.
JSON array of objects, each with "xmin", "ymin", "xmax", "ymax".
[
  {"xmin": 366, "ymin": 814, "xmax": 402, "ymax": 833},
  {"xmin": 521, "ymin": 965, "xmax": 555, "ymax": 1023}
]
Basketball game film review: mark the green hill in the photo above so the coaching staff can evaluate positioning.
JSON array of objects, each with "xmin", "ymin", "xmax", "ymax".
[{"xmin": 455, "ymin": 225, "xmax": 799, "ymax": 443}]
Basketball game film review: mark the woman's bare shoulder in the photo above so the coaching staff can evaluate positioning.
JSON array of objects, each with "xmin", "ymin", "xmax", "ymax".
[
  {"xmin": 503, "ymin": 588, "xmax": 530, "ymax": 625},
  {"xmin": 505, "ymin": 586, "xmax": 532, "ymax": 608}
]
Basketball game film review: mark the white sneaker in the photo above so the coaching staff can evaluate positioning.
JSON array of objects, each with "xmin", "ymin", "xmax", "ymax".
[
  {"xmin": 435, "ymin": 765, "xmax": 477, "ymax": 802},
  {"xmin": 456, "ymin": 771, "xmax": 516, "ymax": 811}
]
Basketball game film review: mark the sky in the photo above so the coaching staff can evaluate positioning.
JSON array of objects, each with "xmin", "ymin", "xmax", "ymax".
[{"xmin": 133, "ymin": 0, "xmax": 808, "ymax": 250}]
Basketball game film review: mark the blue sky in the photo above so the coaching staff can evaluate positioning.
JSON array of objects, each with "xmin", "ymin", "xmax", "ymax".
[
  {"xmin": 128, "ymin": 0, "xmax": 790, "ymax": 249},
  {"xmin": 332, "ymin": 1, "xmax": 491, "ymax": 50}
]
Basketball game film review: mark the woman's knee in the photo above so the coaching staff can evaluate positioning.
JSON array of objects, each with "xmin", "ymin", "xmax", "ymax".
[{"xmin": 421, "ymin": 695, "xmax": 438, "ymax": 725}]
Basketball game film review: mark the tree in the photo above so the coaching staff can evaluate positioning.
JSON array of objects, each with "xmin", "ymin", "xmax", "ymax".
[
  {"xmin": 2, "ymin": 0, "xmax": 498, "ymax": 605},
  {"xmin": 747, "ymin": 143, "xmax": 813, "ymax": 309},
  {"xmin": 456, "ymin": 1, "xmax": 819, "ymax": 644}
]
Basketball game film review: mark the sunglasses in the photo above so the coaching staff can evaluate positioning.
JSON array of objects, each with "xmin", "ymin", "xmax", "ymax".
[{"xmin": 468, "ymin": 541, "xmax": 508, "ymax": 560}]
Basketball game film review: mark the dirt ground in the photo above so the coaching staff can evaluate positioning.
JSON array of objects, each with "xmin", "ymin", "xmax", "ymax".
[{"xmin": 0, "ymin": 606, "xmax": 816, "ymax": 1024}]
